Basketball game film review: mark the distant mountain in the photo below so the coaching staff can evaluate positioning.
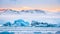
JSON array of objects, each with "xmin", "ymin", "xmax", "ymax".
[
  {"xmin": 0, "ymin": 9, "xmax": 60, "ymax": 15},
  {"xmin": 0, "ymin": 9, "xmax": 7, "ymax": 11},
  {"xmin": 0, "ymin": 9, "xmax": 20, "ymax": 15},
  {"xmin": 0, "ymin": 9, "xmax": 46, "ymax": 15},
  {"xmin": 0, "ymin": 9, "xmax": 7, "ymax": 14}
]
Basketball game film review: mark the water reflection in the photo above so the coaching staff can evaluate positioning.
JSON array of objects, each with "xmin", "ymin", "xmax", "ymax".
[
  {"xmin": 55, "ymin": 31, "xmax": 60, "ymax": 34},
  {"xmin": 34, "ymin": 32, "xmax": 42, "ymax": 34},
  {"xmin": 0, "ymin": 31, "xmax": 14, "ymax": 34}
]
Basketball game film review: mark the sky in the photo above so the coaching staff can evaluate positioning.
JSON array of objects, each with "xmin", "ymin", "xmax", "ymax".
[{"xmin": 0, "ymin": 0, "xmax": 60, "ymax": 11}]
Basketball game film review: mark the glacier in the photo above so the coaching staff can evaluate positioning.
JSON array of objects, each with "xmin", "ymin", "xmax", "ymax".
[{"xmin": 0, "ymin": 9, "xmax": 60, "ymax": 27}]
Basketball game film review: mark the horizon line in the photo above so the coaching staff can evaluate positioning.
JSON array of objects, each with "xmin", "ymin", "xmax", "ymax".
[{"xmin": 0, "ymin": 7, "xmax": 60, "ymax": 12}]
